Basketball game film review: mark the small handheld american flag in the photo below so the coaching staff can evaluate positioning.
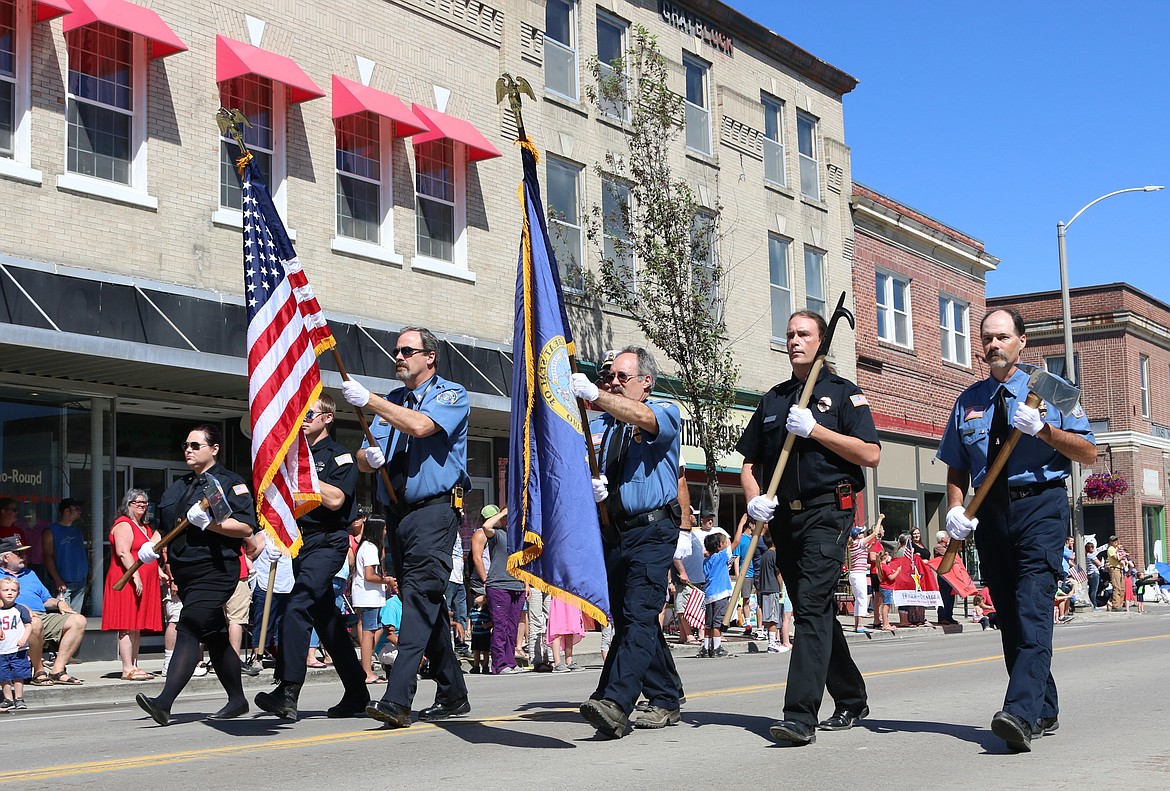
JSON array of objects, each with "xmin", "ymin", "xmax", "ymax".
[{"xmin": 682, "ymin": 583, "xmax": 706, "ymax": 631}]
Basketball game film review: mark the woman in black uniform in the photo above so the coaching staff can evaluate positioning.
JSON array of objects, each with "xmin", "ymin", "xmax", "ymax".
[{"xmin": 135, "ymin": 424, "xmax": 257, "ymax": 725}]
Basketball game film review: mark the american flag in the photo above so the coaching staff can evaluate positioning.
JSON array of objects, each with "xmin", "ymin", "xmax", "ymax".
[
  {"xmin": 682, "ymin": 583, "xmax": 706, "ymax": 631},
  {"xmin": 239, "ymin": 154, "xmax": 335, "ymax": 557},
  {"xmin": 1068, "ymin": 564, "xmax": 1088, "ymax": 584}
]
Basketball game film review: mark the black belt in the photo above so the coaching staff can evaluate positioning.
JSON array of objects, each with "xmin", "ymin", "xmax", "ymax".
[
  {"xmin": 782, "ymin": 493, "xmax": 838, "ymax": 512},
  {"xmin": 407, "ymin": 491, "xmax": 452, "ymax": 512},
  {"xmin": 616, "ymin": 505, "xmax": 674, "ymax": 531},
  {"xmin": 1008, "ymin": 479, "xmax": 1066, "ymax": 502}
]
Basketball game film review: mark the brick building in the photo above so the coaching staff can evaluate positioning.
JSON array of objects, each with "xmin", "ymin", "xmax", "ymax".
[
  {"xmin": 0, "ymin": 0, "xmax": 859, "ymax": 616},
  {"xmin": 850, "ymin": 184, "xmax": 999, "ymax": 552},
  {"xmin": 988, "ymin": 284, "xmax": 1170, "ymax": 568}
]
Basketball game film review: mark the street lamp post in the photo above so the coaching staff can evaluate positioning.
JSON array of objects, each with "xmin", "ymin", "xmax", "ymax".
[{"xmin": 1056, "ymin": 185, "xmax": 1163, "ymax": 568}]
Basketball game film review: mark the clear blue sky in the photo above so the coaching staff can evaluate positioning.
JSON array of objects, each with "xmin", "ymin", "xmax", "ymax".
[{"xmin": 725, "ymin": 1, "xmax": 1170, "ymax": 302}]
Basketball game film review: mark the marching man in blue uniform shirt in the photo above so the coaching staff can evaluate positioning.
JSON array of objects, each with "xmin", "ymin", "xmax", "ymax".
[
  {"xmin": 569, "ymin": 345, "xmax": 684, "ymax": 738},
  {"xmin": 937, "ymin": 307, "xmax": 1096, "ymax": 753},
  {"xmin": 342, "ymin": 326, "xmax": 472, "ymax": 728}
]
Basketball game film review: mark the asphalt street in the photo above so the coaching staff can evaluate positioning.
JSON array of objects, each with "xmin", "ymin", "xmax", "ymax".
[{"xmin": 6, "ymin": 611, "xmax": 1167, "ymax": 790}]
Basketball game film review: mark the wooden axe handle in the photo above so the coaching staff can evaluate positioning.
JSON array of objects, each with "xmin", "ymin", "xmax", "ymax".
[
  {"xmin": 113, "ymin": 496, "xmax": 209, "ymax": 591},
  {"xmin": 938, "ymin": 392, "xmax": 1042, "ymax": 574},
  {"xmin": 253, "ymin": 558, "xmax": 279, "ymax": 661}
]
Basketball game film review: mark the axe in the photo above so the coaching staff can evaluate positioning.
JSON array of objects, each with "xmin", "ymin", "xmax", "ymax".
[
  {"xmin": 937, "ymin": 364, "xmax": 1081, "ymax": 574},
  {"xmin": 723, "ymin": 293, "xmax": 856, "ymax": 627},
  {"xmin": 114, "ymin": 475, "xmax": 232, "ymax": 591}
]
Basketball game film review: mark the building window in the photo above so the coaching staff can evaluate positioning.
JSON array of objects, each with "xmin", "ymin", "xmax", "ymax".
[
  {"xmin": 693, "ymin": 211, "xmax": 717, "ymax": 316},
  {"xmin": 0, "ymin": 0, "xmax": 15, "ymax": 158},
  {"xmin": 762, "ymin": 96, "xmax": 785, "ymax": 187},
  {"xmin": 415, "ymin": 138, "xmax": 459, "ymax": 263},
  {"xmin": 335, "ymin": 111, "xmax": 384, "ymax": 244},
  {"xmin": 804, "ymin": 247, "xmax": 826, "ymax": 316},
  {"xmin": 940, "ymin": 296, "xmax": 970, "ymax": 367},
  {"xmin": 796, "ymin": 111, "xmax": 819, "ymax": 200},
  {"xmin": 1140, "ymin": 354, "xmax": 1150, "ymax": 419},
  {"xmin": 601, "ymin": 176, "xmax": 632, "ymax": 290},
  {"xmin": 683, "ymin": 55, "xmax": 710, "ymax": 155},
  {"xmin": 66, "ymin": 23, "xmax": 136, "ymax": 185},
  {"xmin": 545, "ymin": 0, "xmax": 577, "ymax": 100},
  {"xmin": 876, "ymin": 271, "xmax": 911, "ymax": 347},
  {"xmin": 768, "ymin": 234, "xmax": 792, "ymax": 340},
  {"xmin": 1044, "ymin": 353, "xmax": 1080, "ymax": 384},
  {"xmin": 546, "ymin": 156, "xmax": 583, "ymax": 293},
  {"xmin": 1142, "ymin": 506, "xmax": 1163, "ymax": 569},
  {"xmin": 596, "ymin": 10, "xmax": 627, "ymax": 120},
  {"xmin": 219, "ymin": 75, "xmax": 273, "ymax": 211}
]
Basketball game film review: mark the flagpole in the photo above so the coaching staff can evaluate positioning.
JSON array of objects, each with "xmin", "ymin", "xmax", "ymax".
[{"xmin": 216, "ymin": 107, "xmax": 401, "ymax": 511}]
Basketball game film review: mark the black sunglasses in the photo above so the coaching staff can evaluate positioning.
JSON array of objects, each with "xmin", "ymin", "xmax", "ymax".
[
  {"xmin": 393, "ymin": 346, "xmax": 431, "ymax": 358},
  {"xmin": 181, "ymin": 441, "xmax": 209, "ymax": 451},
  {"xmin": 599, "ymin": 370, "xmax": 642, "ymax": 385},
  {"xmin": 304, "ymin": 409, "xmax": 331, "ymax": 420}
]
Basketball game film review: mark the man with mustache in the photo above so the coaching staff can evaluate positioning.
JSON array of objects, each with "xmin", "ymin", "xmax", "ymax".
[{"xmin": 937, "ymin": 307, "xmax": 1096, "ymax": 752}]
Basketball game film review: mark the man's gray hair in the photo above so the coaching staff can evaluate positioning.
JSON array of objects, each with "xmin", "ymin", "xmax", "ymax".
[
  {"xmin": 620, "ymin": 345, "xmax": 658, "ymax": 387},
  {"xmin": 400, "ymin": 326, "xmax": 440, "ymax": 360}
]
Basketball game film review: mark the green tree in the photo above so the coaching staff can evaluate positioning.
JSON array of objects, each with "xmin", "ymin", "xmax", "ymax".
[{"xmin": 584, "ymin": 25, "xmax": 739, "ymax": 511}]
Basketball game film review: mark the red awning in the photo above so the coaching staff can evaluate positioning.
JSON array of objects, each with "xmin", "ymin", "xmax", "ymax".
[
  {"xmin": 34, "ymin": 0, "xmax": 72, "ymax": 23},
  {"xmin": 331, "ymin": 76, "xmax": 427, "ymax": 137},
  {"xmin": 410, "ymin": 103, "xmax": 502, "ymax": 163},
  {"xmin": 63, "ymin": 0, "xmax": 187, "ymax": 59},
  {"xmin": 216, "ymin": 35, "xmax": 324, "ymax": 105}
]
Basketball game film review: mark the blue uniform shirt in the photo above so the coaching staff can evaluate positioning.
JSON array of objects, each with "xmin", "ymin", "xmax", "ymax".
[
  {"xmin": 363, "ymin": 374, "xmax": 471, "ymax": 505},
  {"xmin": 936, "ymin": 366, "xmax": 1095, "ymax": 487},
  {"xmin": 589, "ymin": 399, "xmax": 681, "ymax": 515}
]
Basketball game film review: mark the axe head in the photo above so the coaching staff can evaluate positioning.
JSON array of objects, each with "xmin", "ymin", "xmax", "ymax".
[
  {"xmin": 1019, "ymin": 363, "xmax": 1081, "ymax": 415},
  {"xmin": 201, "ymin": 474, "xmax": 233, "ymax": 523}
]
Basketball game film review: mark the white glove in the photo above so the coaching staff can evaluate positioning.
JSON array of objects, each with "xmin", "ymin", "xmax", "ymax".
[
  {"xmin": 591, "ymin": 475, "xmax": 609, "ymax": 503},
  {"xmin": 186, "ymin": 502, "xmax": 212, "ymax": 531},
  {"xmin": 341, "ymin": 379, "xmax": 371, "ymax": 408},
  {"xmin": 945, "ymin": 505, "xmax": 979, "ymax": 541},
  {"xmin": 747, "ymin": 495, "xmax": 778, "ymax": 523},
  {"xmin": 137, "ymin": 542, "xmax": 160, "ymax": 564},
  {"xmin": 570, "ymin": 373, "xmax": 599, "ymax": 402},
  {"xmin": 786, "ymin": 406, "xmax": 817, "ymax": 438},
  {"xmin": 1012, "ymin": 403, "xmax": 1044, "ymax": 436},
  {"xmin": 362, "ymin": 446, "xmax": 386, "ymax": 469}
]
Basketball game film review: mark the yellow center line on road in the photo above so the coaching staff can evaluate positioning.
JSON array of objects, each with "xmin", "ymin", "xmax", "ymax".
[{"xmin": 7, "ymin": 632, "xmax": 1166, "ymax": 783}]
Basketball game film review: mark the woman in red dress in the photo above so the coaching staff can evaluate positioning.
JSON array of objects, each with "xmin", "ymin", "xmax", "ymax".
[{"xmin": 101, "ymin": 489, "xmax": 163, "ymax": 680}]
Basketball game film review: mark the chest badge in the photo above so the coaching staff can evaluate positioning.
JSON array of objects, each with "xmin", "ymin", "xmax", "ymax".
[
  {"xmin": 816, "ymin": 396, "xmax": 832, "ymax": 413},
  {"xmin": 964, "ymin": 407, "xmax": 985, "ymax": 421}
]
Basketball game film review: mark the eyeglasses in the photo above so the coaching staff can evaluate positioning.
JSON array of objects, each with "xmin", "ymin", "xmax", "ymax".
[
  {"xmin": 181, "ymin": 442, "xmax": 208, "ymax": 451},
  {"xmin": 598, "ymin": 371, "xmax": 644, "ymax": 385},
  {"xmin": 392, "ymin": 346, "xmax": 431, "ymax": 359},
  {"xmin": 304, "ymin": 409, "xmax": 331, "ymax": 421},
  {"xmin": 130, "ymin": 500, "xmax": 148, "ymax": 506}
]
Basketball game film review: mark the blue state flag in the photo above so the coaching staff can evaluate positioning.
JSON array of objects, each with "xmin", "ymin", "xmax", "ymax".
[{"xmin": 506, "ymin": 142, "xmax": 610, "ymax": 625}]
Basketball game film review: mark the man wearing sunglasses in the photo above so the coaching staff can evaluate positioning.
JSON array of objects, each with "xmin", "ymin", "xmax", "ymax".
[
  {"xmin": 341, "ymin": 326, "xmax": 471, "ymax": 728},
  {"xmin": 255, "ymin": 393, "xmax": 367, "ymax": 722},
  {"xmin": 568, "ymin": 346, "xmax": 683, "ymax": 738}
]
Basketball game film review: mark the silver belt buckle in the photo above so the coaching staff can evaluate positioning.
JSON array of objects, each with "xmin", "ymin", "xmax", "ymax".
[{"xmin": 790, "ymin": 499, "xmax": 803, "ymax": 511}]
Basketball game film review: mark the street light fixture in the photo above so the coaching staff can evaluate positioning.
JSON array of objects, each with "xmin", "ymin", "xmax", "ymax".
[{"xmin": 1056, "ymin": 185, "xmax": 1164, "ymax": 568}]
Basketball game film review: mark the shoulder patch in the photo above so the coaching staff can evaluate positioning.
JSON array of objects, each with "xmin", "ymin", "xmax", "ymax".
[
  {"xmin": 334, "ymin": 453, "xmax": 354, "ymax": 466},
  {"xmin": 1072, "ymin": 404, "xmax": 1085, "ymax": 419},
  {"xmin": 232, "ymin": 483, "xmax": 249, "ymax": 496},
  {"xmin": 849, "ymin": 394, "xmax": 869, "ymax": 408},
  {"xmin": 435, "ymin": 389, "xmax": 460, "ymax": 405}
]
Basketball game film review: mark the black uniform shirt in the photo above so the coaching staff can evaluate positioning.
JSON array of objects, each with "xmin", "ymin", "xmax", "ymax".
[
  {"xmin": 158, "ymin": 462, "xmax": 257, "ymax": 567},
  {"xmin": 736, "ymin": 367, "xmax": 880, "ymax": 502},
  {"xmin": 298, "ymin": 435, "xmax": 359, "ymax": 533}
]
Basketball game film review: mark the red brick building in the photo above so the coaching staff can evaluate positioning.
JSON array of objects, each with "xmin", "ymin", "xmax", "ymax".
[
  {"xmin": 988, "ymin": 284, "xmax": 1170, "ymax": 568},
  {"xmin": 850, "ymin": 184, "xmax": 999, "ymax": 550}
]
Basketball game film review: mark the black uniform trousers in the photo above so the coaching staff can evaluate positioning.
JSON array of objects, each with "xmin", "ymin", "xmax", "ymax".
[
  {"xmin": 381, "ymin": 501, "xmax": 467, "ymax": 709},
  {"xmin": 593, "ymin": 516, "xmax": 680, "ymax": 714},
  {"xmin": 973, "ymin": 485, "xmax": 1066, "ymax": 727},
  {"xmin": 771, "ymin": 503, "xmax": 866, "ymax": 726},
  {"xmin": 276, "ymin": 530, "xmax": 366, "ymax": 695},
  {"xmin": 172, "ymin": 560, "xmax": 236, "ymax": 642}
]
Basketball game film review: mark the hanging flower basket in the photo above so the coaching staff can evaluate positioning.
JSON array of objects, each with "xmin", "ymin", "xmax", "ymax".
[{"xmin": 1082, "ymin": 472, "xmax": 1128, "ymax": 501}]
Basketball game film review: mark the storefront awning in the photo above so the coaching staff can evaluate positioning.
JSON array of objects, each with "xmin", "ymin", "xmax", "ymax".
[
  {"xmin": 331, "ymin": 76, "xmax": 427, "ymax": 136},
  {"xmin": 34, "ymin": 0, "xmax": 72, "ymax": 23},
  {"xmin": 216, "ymin": 35, "xmax": 324, "ymax": 104},
  {"xmin": 63, "ymin": 0, "xmax": 187, "ymax": 59},
  {"xmin": 410, "ymin": 103, "xmax": 502, "ymax": 162}
]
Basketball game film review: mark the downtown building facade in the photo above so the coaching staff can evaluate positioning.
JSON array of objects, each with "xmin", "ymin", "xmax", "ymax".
[{"xmin": 0, "ymin": 0, "xmax": 858, "ymax": 616}]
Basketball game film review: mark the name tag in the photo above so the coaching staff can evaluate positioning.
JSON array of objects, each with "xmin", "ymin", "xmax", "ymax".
[{"xmin": 763, "ymin": 415, "xmax": 779, "ymax": 424}]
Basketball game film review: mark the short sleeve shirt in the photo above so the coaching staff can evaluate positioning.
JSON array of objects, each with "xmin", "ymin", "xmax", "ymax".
[
  {"xmin": 588, "ymin": 399, "xmax": 682, "ymax": 515},
  {"xmin": 158, "ymin": 463, "xmax": 257, "ymax": 566}
]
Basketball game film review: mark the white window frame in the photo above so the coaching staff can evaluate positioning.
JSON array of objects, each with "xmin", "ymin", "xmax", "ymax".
[
  {"xmin": 595, "ymin": 9, "xmax": 627, "ymax": 121},
  {"xmin": 683, "ymin": 54, "xmax": 710, "ymax": 156},
  {"xmin": 762, "ymin": 95, "xmax": 785, "ymax": 187},
  {"xmin": 544, "ymin": 0, "xmax": 578, "ymax": 101},
  {"xmin": 0, "ymin": 0, "xmax": 40, "ymax": 184},
  {"xmin": 601, "ymin": 175, "xmax": 633, "ymax": 292},
  {"xmin": 57, "ymin": 25, "xmax": 156, "ymax": 209},
  {"xmin": 412, "ymin": 138, "xmax": 471, "ymax": 282},
  {"xmin": 804, "ymin": 246, "xmax": 826, "ymax": 316},
  {"xmin": 330, "ymin": 113, "xmax": 401, "ymax": 266},
  {"xmin": 692, "ymin": 210, "xmax": 718, "ymax": 317},
  {"xmin": 768, "ymin": 234, "xmax": 792, "ymax": 341},
  {"xmin": 1140, "ymin": 354, "xmax": 1150, "ymax": 419},
  {"xmin": 796, "ymin": 111, "xmax": 819, "ymax": 201},
  {"xmin": 212, "ymin": 75, "xmax": 289, "ymax": 233},
  {"xmin": 876, "ymin": 270, "xmax": 912, "ymax": 348},
  {"xmin": 547, "ymin": 155, "xmax": 584, "ymax": 294},
  {"xmin": 939, "ymin": 295, "xmax": 970, "ymax": 367}
]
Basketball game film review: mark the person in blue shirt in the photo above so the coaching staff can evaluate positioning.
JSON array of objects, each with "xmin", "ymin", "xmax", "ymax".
[
  {"xmin": 42, "ymin": 498, "xmax": 88, "ymax": 613},
  {"xmin": 343, "ymin": 326, "xmax": 471, "ymax": 728},
  {"xmin": 569, "ymin": 345, "xmax": 683, "ymax": 737},
  {"xmin": 938, "ymin": 307, "xmax": 1096, "ymax": 753}
]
